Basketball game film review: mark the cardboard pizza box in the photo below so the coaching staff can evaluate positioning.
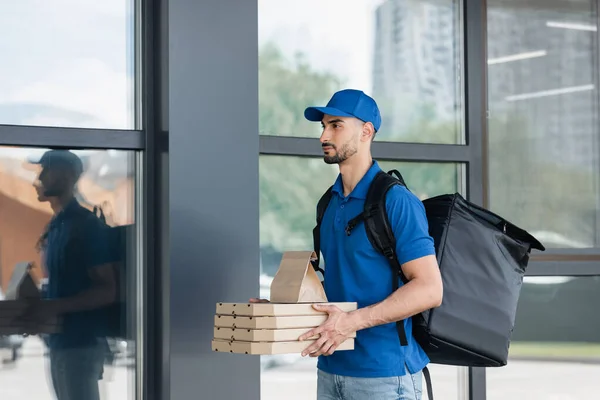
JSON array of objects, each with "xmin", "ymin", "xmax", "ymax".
[
  {"xmin": 213, "ymin": 326, "xmax": 357, "ymax": 342},
  {"xmin": 0, "ymin": 324, "xmax": 60, "ymax": 335},
  {"xmin": 214, "ymin": 327, "xmax": 318, "ymax": 342},
  {"xmin": 214, "ymin": 314, "xmax": 328, "ymax": 330},
  {"xmin": 0, "ymin": 300, "xmax": 62, "ymax": 335},
  {"xmin": 0, "ymin": 299, "xmax": 28, "ymax": 319},
  {"xmin": 215, "ymin": 302, "xmax": 357, "ymax": 317},
  {"xmin": 211, "ymin": 338, "xmax": 354, "ymax": 355}
]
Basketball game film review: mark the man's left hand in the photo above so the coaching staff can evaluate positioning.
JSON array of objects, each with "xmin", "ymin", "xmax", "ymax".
[{"xmin": 298, "ymin": 304, "xmax": 357, "ymax": 357}]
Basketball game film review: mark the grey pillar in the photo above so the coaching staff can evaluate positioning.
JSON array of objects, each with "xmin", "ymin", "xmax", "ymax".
[{"xmin": 163, "ymin": 0, "xmax": 260, "ymax": 398}]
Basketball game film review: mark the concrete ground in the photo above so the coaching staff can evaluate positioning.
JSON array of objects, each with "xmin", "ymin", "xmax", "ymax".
[
  {"xmin": 1, "ymin": 338, "xmax": 597, "ymax": 399},
  {"xmin": 0, "ymin": 337, "xmax": 132, "ymax": 400},
  {"xmin": 261, "ymin": 356, "xmax": 599, "ymax": 400}
]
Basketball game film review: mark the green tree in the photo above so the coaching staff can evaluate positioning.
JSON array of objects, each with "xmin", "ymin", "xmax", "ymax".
[{"xmin": 259, "ymin": 42, "xmax": 345, "ymax": 137}]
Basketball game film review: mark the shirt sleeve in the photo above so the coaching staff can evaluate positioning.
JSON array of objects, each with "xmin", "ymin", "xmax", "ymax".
[{"xmin": 385, "ymin": 185, "xmax": 436, "ymax": 265}]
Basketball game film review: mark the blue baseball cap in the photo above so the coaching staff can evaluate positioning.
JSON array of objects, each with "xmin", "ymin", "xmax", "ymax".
[
  {"xmin": 304, "ymin": 89, "xmax": 382, "ymax": 132},
  {"xmin": 29, "ymin": 150, "xmax": 84, "ymax": 178}
]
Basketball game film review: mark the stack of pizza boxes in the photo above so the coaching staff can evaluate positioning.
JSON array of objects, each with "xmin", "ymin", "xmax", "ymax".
[{"xmin": 212, "ymin": 251, "xmax": 356, "ymax": 355}]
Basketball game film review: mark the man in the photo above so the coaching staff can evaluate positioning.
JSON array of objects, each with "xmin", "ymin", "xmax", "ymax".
[
  {"xmin": 29, "ymin": 149, "xmax": 117, "ymax": 400},
  {"xmin": 253, "ymin": 89, "xmax": 443, "ymax": 400}
]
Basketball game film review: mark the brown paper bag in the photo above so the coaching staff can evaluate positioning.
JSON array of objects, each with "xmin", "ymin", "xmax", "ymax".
[
  {"xmin": 269, "ymin": 251, "xmax": 328, "ymax": 303},
  {"xmin": 5, "ymin": 262, "xmax": 39, "ymax": 300}
]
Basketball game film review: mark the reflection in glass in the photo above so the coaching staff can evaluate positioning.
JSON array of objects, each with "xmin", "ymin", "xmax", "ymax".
[
  {"xmin": 259, "ymin": 155, "xmax": 464, "ymax": 399},
  {"xmin": 487, "ymin": 276, "xmax": 600, "ymax": 399},
  {"xmin": 0, "ymin": 1, "xmax": 134, "ymax": 129},
  {"xmin": 0, "ymin": 146, "xmax": 137, "ymax": 400},
  {"xmin": 258, "ymin": 0, "xmax": 464, "ymax": 143},
  {"xmin": 487, "ymin": 0, "xmax": 600, "ymax": 248}
]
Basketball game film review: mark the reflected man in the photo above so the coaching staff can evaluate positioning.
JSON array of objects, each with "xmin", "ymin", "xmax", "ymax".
[{"xmin": 31, "ymin": 149, "xmax": 116, "ymax": 400}]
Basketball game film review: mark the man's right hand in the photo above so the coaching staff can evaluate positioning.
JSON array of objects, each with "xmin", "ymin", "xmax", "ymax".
[{"xmin": 249, "ymin": 298, "xmax": 270, "ymax": 303}]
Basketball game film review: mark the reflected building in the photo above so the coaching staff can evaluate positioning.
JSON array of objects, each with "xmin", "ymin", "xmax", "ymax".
[
  {"xmin": 372, "ymin": 0, "xmax": 460, "ymax": 139},
  {"xmin": 486, "ymin": 5, "xmax": 598, "ymax": 171}
]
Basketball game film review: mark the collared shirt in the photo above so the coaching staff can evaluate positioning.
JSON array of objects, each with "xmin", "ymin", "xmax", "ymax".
[
  {"xmin": 317, "ymin": 160, "xmax": 435, "ymax": 378},
  {"xmin": 44, "ymin": 199, "xmax": 112, "ymax": 349}
]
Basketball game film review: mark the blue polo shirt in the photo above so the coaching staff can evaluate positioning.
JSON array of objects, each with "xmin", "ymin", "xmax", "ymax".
[
  {"xmin": 317, "ymin": 160, "xmax": 435, "ymax": 378},
  {"xmin": 44, "ymin": 199, "xmax": 113, "ymax": 349}
]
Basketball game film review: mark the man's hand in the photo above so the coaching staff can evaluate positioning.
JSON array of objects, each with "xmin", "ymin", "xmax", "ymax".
[
  {"xmin": 248, "ymin": 298, "xmax": 269, "ymax": 303},
  {"xmin": 298, "ymin": 304, "xmax": 357, "ymax": 357}
]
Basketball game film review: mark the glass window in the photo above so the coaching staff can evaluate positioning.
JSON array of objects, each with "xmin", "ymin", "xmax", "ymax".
[
  {"xmin": 0, "ymin": 146, "xmax": 138, "ymax": 400},
  {"xmin": 487, "ymin": 276, "xmax": 600, "ymax": 399},
  {"xmin": 259, "ymin": 155, "xmax": 465, "ymax": 399},
  {"xmin": 487, "ymin": 0, "xmax": 600, "ymax": 248},
  {"xmin": 0, "ymin": 1, "xmax": 135, "ymax": 129},
  {"xmin": 258, "ymin": 0, "xmax": 464, "ymax": 144}
]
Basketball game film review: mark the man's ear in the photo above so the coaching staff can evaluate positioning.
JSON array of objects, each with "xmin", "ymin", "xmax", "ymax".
[{"xmin": 361, "ymin": 122, "xmax": 375, "ymax": 142}]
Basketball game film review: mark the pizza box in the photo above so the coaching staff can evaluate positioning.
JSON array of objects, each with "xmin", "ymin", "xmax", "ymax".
[
  {"xmin": 214, "ymin": 327, "xmax": 316, "ymax": 342},
  {"xmin": 0, "ymin": 300, "xmax": 29, "ymax": 319},
  {"xmin": 0, "ymin": 323, "xmax": 61, "ymax": 335},
  {"xmin": 214, "ymin": 326, "xmax": 356, "ymax": 342},
  {"xmin": 211, "ymin": 338, "xmax": 354, "ymax": 355},
  {"xmin": 215, "ymin": 302, "xmax": 357, "ymax": 317},
  {"xmin": 0, "ymin": 299, "xmax": 62, "ymax": 335},
  {"xmin": 214, "ymin": 314, "xmax": 327, "ymax": 330}
]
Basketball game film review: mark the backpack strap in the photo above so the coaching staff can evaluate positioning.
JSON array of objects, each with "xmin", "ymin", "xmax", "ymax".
[
  {"xmin": 345, "ymin": 170, "xmax": 409, "ymax": 346},
  {"xmin": 311, "ymin": 186, "xmax": 333, "ymax": 276},
  {"xmin": 387, "ymin": 169, "xmax": 409, "ymax": 188},
  {"xmin": 93, "ymin": 205, "xmax": 107, "ymax": 224}
]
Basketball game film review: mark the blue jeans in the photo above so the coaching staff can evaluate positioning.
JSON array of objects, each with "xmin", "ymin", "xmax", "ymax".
[
  {"xmin": 49, "ymin": 345, "xmax": 105, "ymax": 400},
  {"xmin": 317, "ymin": 368, "xmax": 423, "ymax": 400}
]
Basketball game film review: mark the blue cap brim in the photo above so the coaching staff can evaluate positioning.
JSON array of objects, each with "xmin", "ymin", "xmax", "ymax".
[{"xmin": 304, "ymin": 106, "xmax": 355, "ymax": 122}]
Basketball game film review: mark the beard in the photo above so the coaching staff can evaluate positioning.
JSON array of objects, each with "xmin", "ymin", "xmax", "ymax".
[
  {"xmin": 41, "ymin": 183, "xmax": 68, "ymax": 198},
  {"xmin": 323, "ymin": 139, "xmax": 358, "ymax": 165}
]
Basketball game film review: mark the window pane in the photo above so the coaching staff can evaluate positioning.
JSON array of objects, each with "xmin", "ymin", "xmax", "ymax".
[
  {"xmin": 487, "ymin": 276, "xmax": 600, "ymax": 399},
  {"xmin": 487, "ymin": 0, "xmax": 600, "ymax": 248},
  {"xmin": 0, "ymin": 146, "xmax": 138, "ymax": 400},
  {"xmin": 259, "ymin": 155, "xmax": 465, "ymax": 399},
  {"xmin": 0, "ymin": 1, "xmax": 135, "ymax": 129},
  {"xmin": 258, "ymin": 0, "xmax": 464, "ymax": 144}
]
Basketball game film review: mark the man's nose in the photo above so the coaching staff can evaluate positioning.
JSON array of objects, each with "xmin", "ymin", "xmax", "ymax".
[{"xmin": 319, "ymin": 130, "xmax": 329, "ymax": 143}]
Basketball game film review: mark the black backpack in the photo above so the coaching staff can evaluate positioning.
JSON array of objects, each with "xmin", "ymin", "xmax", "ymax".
[
  {"xmin": 311, "ymin": 169, "xmax": 545, "ymax": 400},
  {"xmin": 74, "ymin": 204, "xmax": 132, "ymax": 340},
  {"xmin": 94, "ymin": 207, "xmax": 133, "ymax": 341}
]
